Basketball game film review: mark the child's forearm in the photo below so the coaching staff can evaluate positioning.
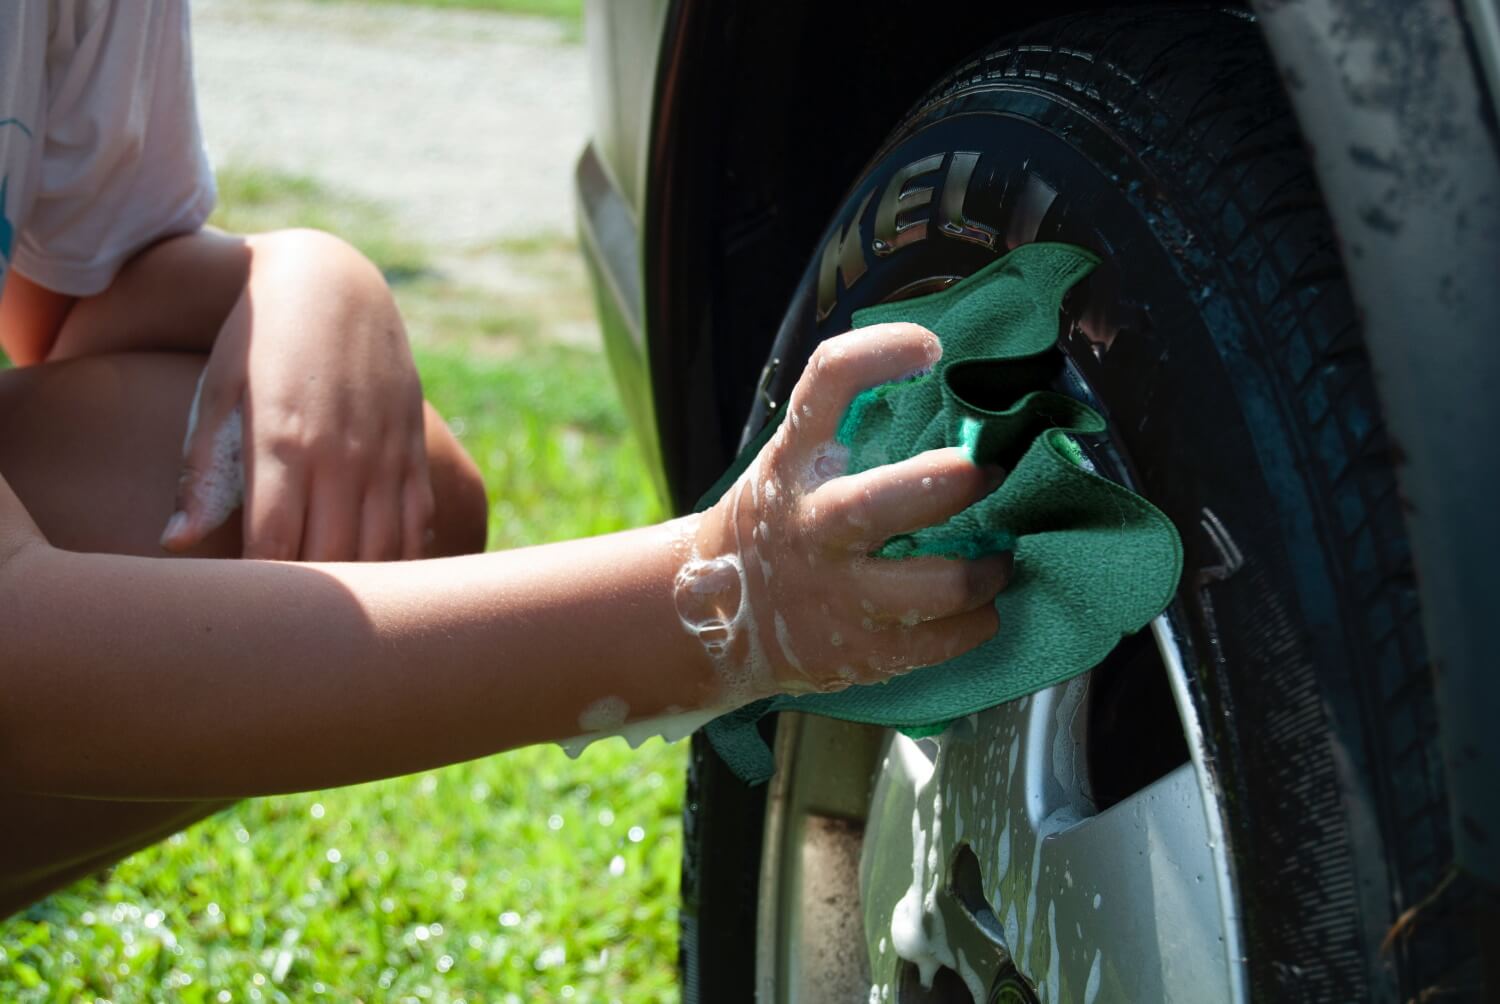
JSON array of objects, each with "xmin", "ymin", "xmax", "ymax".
[
  {"xmin": 0, "ymin": 324, "xmax": 1010, "ymax": 802},
  {"xmin": 0, "ymin": 517, "xmax": 719, "ymax": 800}
]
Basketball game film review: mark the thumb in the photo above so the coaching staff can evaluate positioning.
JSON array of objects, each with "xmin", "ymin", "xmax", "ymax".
[{"xmin": 161, "ymin": 371, "xmax": 246, "ymax": 552}]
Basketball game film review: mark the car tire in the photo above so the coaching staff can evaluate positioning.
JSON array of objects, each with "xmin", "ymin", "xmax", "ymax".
[{"xmin": 679, "ymin": 7, "xmax": 1471, "ymax": 1002}]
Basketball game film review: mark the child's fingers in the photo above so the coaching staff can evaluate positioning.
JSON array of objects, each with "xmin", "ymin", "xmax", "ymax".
[
  {"xmin": 358, "ymin": 482, "xmax": 403, "ymax": 562},
  {"xmin": 300, "ymin": 477, "xmax": 360, "ymax": 562},
  {"xmin": 401, "ymin": 466, "xmax": 437, "ymax": 560},
  {"xmin": 242, "ymin": 450, "xmax": 307, "ymax": 561},
  {"xmin": 853, "ymin": 552, "xmax": 1013, "ymax": 625},
  {"xmin": 805, "ymin": 447, "xmax": 997, "ymax": 546},
  {"xmin": 784, "ymin": 324, "xmax": 941, "ymax": 452},
  {"xmin": 867, "ymin": 603, "xmax": 1001, "ymax": 677}
]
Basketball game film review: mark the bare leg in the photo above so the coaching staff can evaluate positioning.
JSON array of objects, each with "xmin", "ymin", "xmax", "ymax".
[{"xmin": 0, "ymin": 351, "xmax": 488, "ymax": 916}]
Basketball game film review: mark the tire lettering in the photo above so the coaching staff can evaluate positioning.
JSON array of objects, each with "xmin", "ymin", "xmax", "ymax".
[
  {"xmin": 816, "ymin": 151, "xmax": 1000, "ymax": 321},
  {"xmin": 938, "ymin": 151, "xmax": 999, "ymax": 250},
  {"xmin": 816, "ymin": 188, "xmax": 874, "ymax": 322},
  {"xmin": 872, "ymin": 153, "xmax": 945, "ymax": 257}
]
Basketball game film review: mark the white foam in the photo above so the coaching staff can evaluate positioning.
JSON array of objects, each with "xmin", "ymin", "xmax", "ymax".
[
  {"xmin": 955, "ymin": 947, "xmax": 985, "ymax": 1003},
  {"xmin": 180, "ymin": 371, "xmax": 245, "ymax": 533},
  {"xmin": 673, "ymin": 554, "xmax": 748, "ymax": 676},
  {"xmin": 806, "ymin": 442, "xmax": 849, "ymax": 487},
  {"xmin": 557, "ymin": 705, "xmax": 727, "ymax": 759},
  {"xmin": 774, "ymin": 612, "xmax": 805, "ymax": 676},
  {"xmin": 889, "ymin": 736, "xmax": 956, "ymax": 990},
  {"xmin": 578, "ymin": 696, "xmax": 628, "ymax": 733}
]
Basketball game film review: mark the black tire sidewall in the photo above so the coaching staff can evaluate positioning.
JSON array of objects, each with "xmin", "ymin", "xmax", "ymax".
[{"xmin": 686, "ymin": 11, "xmax": 1430, "ymax": 1002}]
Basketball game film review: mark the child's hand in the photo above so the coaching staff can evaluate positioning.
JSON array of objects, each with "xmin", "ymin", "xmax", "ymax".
[
  {"xmin": 160, "ymin": 230, "xmax": 434, "ymax": 561},
  {"xmin": 684, "ymin": 323, "xmax": 1010, "ymax": 702}
]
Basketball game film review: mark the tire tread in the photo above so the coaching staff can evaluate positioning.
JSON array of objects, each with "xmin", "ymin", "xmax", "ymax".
[{"xmin": 904, "ymin": 8, "xmax": 1454, "ymax": 998}]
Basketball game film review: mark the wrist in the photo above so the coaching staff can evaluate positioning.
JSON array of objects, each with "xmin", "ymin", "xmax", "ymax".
[{"xmin": 670, "ymin": 491, "xmax": 787, "ymax": 704}]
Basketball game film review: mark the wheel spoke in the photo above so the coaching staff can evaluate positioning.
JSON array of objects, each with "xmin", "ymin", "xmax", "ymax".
[
  {"xmin": 860, "ymin": 666, "xmax": 1235, "ymax": 1002},
  {"xmin": 1014, "ymin": 765, "xmax": 1229, "ymax": 1002}
]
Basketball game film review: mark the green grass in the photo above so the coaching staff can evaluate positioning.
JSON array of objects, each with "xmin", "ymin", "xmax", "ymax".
[
  {"xmin": 5, "ymin": 744, "xmax": 683, "ymax": 1002},
  {"xmin": 417, "ymin": 343, "xmax": 659, "ymax": 549},
  {"xmin": 301, "ymin": 0, "xmax": 581, "ymax": 27},
  {"xmin": 211, "ymin": 167, "xmax": 432, "ymax": 286},
  {"xmin": 1, "ymin": 168, "xmax": 682, "ymax": 1001}
]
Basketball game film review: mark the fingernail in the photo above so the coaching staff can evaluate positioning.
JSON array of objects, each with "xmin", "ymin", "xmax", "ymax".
[
  {"xmin": 160, "ymin": 511, "xmax": 188, "ymax": 546},
  {"xmin": 982, "ymin": 464, "xmax": 1007, "ymax": 492}
]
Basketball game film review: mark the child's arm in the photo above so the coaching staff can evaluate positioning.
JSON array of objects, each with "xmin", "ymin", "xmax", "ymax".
[
  {"xmin": 0, "ymin": 228, "xmax": 433, "ymax": 561},
  {"xmin": 0, "ymin": 324, "xmax": 1007, "ymax": 801}
]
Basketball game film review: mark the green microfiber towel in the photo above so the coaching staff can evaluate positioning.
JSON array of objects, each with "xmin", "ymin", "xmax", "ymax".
[{"xmin": 699, "ymin": 242, "xmax": 1184, "ymax": 784}]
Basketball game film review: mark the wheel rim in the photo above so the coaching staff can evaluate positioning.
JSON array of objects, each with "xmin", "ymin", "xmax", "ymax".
[
  {"xmin": 743, "ymin": 55, "xmax": 1266, "ymax": 1002},
  {"xmin": 755, "ymin": 613, "xmax": 1246, "ymax": 1003}
]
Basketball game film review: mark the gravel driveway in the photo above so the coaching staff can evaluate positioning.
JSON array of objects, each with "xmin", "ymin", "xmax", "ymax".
[{"xmin": 192, "ymin": 0, "xmax": 589, "ymax": 248}]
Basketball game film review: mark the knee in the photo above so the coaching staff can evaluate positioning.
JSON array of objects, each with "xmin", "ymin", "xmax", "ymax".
[{"xmin": 424, "ymin": 402, "xmax": 488, "ymax": 557}]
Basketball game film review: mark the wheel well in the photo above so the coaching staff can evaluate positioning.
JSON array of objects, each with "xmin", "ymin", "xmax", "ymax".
[{"xmin": 644, "ymin": 0, "xmax": 1255, "ymax": 511}]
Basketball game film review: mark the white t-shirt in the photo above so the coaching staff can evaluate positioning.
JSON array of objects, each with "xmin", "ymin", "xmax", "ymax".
[{"xmin": 0, "ymin": 0, "xmax": 216, "ymax": 299}]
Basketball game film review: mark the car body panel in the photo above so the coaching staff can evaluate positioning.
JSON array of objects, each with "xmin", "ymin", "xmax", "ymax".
[
  {"xmin": 575, "ymin": 0, "xmax": 671, "ymax": 499},
  {"xmin": 1250, "ymin": 0, "xmax": 1500, "ymax": 888}
]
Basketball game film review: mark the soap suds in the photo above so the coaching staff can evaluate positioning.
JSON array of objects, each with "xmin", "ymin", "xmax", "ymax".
[
  {"xmin": 773, "ymin": 612, "xmax": 805, "ymax": 676},
  {"xmin": 807, "ymin": 442, "xmax": 849, "ymax": 487},
  {"xmin": 578, "ymin": 696, "xmax": 629, "ymax": 733},
  {"xmin": 558, "ymin": 705, "xmax": 727, "ymax": 759},
  {"xmin": 180, "ymin": 373, "xmax": 245, "ymax": 534},
  {"xmin": 889, "ymin": 736, "xmax": 957, "ymax": 991},
  {"xmin": 954, "ymin": 947, "xmax": 985, "ymax": 1003},
  {"xmin": 1044, "ymin": 899, "xmax": 1061, "ymax": 1002},
  {"xmin": 1084, "ymin": 949, "xmax": 1102, "ymax": 1004},
  {"xmin": 673, "ymin": 555, "xmax": 747, "ymax": 662}
]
